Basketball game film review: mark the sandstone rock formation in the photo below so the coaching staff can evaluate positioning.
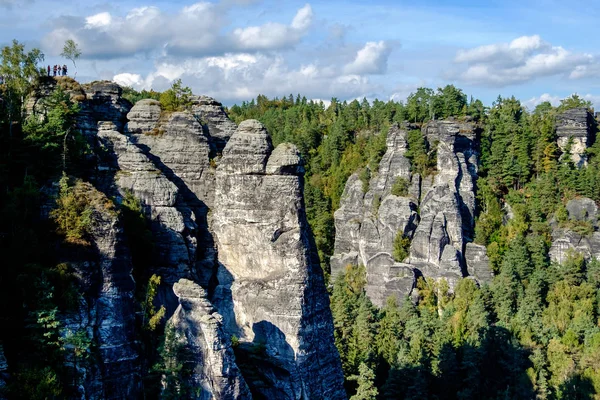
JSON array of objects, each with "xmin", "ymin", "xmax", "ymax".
[
  {"xmin": 56, "ymin": 181, "xmax": 141, "ymax": 399},
  {"xmin": 17, "ymin": 81, "xmax": 346, "ymax": 399},
  {"xmin": 169, "ymin": 279, "xmax": 251, "ymax": 399},
  {"xmin": 331, "ymin": 120, "xmax": 491, "ymax": 306},
  {"xmin": 212, "ymin": 120, "xmax": 346, "ymax": 399},
  {"xmin": 192, "ymin": 95, "xmax": 238, "ymax": 154},
  {"xmin": 549, "ymin": 196, "xmax": 600, "ymax": 264},
  {"xmin": 556, "ymin": 107, "xmax": 596, "ymax": 167}
]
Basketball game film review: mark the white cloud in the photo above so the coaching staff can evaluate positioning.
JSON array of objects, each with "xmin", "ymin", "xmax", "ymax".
[
  {"xmin": 43, "ymin": 3, "xmax": 314, "ymax": 59},
  {"xmin": 344, "ymin": 41, "xmax": 392, "ymax": 75},
  {"xmin": 85, "ymin": 12, "xmax": 112, "ymax": 29},
  {"xmin": 450, "ymin": 35, "xmax": 597, "ymax": 86},
  {"xmin": 114, "ymin": 52, "xmax": 377, "ymax": 104},
  {"xmin": 233, "ymin": 4, "xmax": 313, "ymax": 50}
]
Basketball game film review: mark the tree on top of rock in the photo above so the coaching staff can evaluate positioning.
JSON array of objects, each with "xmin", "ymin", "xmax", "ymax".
[
  {"xmin": 61, "ymin": 40, "xmax": 81, "ymax": 77},
  {"xmin": 159, "ymin": 79, "xmax": 193, "ymax": 112}
]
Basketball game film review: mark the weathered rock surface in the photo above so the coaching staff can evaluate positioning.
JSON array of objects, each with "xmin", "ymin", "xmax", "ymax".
[
  {"xmin": 97, "ymin": 122, "xmax": 197, "ymax": 289},
  {"xmin": 465, "ymin": 243, "xmax": 493, "ymax": 284},
  {"xmin": 192, "ymin": 95, "xmax": 238, "ymax": 153},
  {"xmin": 126, "ymin": 104, "xmax": 221, "ymax": 288},
  {"xmin": 56, "ymin": 181, "xmax": 141, "ymax": 399},
  {"xmin": 124, "ymin": 99, "xmax": 161, "ymax": 134},
  {"xmin": 78, "ymin": 81, "xmax": 133, "ymax": 136},
  {"xmin": 169, "ymin": 279, "xmax": 251, "ymax": 399},
  {"xmin": 566, "ymin": 197, "xmax": 598, "ymax": 222},
  {"xmin": 213, "ymin": 120, "xmax": 346, "ymax": 399},
  {"xmin": 332, "ymin": 120, "xmax": 485, "ymax": 306},
  {"xmin": 556, "ymin": 107, "xmax": 596, "ymax": 167},
  {"xmin": 331, "ymin": 124, "xmax": 419, "ymax": 305},
  {"xmin": 549, "ymin": 196, "xmax": 600, "ymax": 264}
]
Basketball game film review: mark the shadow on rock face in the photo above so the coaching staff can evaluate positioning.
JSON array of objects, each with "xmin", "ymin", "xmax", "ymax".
[{"xmin": 233, "ymin": 320, "xmax": 301, "ymax": 400}]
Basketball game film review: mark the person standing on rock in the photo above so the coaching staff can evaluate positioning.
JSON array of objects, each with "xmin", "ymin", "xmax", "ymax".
[
  {"xmin": 53, "ymin": 65, "xmax": 57, "ymax": 76},
  {"xmin": 63, "ymin": 64, "xmax": 67, "ymax": 76},
  {"xmin": 47, "ymin": 65, "xmax": 50, "ymax": 76}
]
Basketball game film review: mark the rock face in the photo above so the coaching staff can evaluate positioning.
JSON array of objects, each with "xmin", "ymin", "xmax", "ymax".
[
  {"xmin": 331, "ymin": 120, "xmax": 491, "ymax": 306},
  {"xmin": 126, "ymin": 104, "xmax": 218, "ymax": 288},
  {"xmin": 192, "ymin": 95, "xmax": 238, "ymax": 154},
  {"xmin": 549, "ymin": 196, "xmax": 600, "ymax": 264},
  {"xmin": 78, "ymin": 81, "xmax": 133, "ymax": 136},
  {"xmin": 169, "ymin": 279, "xmax": 251, "ymax": 399},
  {"xmin": 57, "ymin": 181, "xmax": 141, "ymax": 399},
  {"xmin": 96, "ymin": 122, "xmax": 197, "ymax": 291},
  {"xmin": 331, "ymin": 124, "xmax": 419, "ymax": 306},
  {"xmin": 556, "ymin": 108, "xmax": 595, "ymax": 167},
  {"xmin": 213, "ymin": 120, "xmax": 346, "ymax": 399},
  {"xmin": 18, "ymin": 82, "xmax": 346, "ymax": 398},
  {"xmin": 465, "ymin": 243, "xmax": 493, "ymax": 284}
]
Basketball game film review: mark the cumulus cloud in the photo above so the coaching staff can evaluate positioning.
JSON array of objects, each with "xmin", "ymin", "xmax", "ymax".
[
  {"xmin": 344, "ymin": 41, "xmax": 393, "ymax": 75},
  {"xmin": 450, "ymin": 35, "xmax": 597, "ymax": 86},
  {"xmin": 113, "ymin": 52, "xmax": 377, "ymax": 104},
  {"xmin": 42, "ymin": 3, "xmax": 313, "ymax": 59},
  {"xmin": 232, "ymin": 4, "xmax": 313, "ymax": 50}
]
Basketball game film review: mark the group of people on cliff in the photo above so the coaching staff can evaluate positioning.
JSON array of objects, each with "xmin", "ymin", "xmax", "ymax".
[{"xmin": 48, "ymin": 64, "xmax": 67, "ymax": 77}]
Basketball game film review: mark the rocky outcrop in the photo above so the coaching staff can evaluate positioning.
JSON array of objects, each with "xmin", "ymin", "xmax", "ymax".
[
  {"xmin": 124, "ymin": 99, "xmax": 161, "ymax": 134},
  {"xmin": 192, "ymin": 96, "xmax": 238, "ymax": 153},
  {"xmin": 168, "ymin": 279, "xmax": 251, "ymax": 399},
  {"xmin": 549, "ymin": 196, "xmax": 600, "ymax": 264},
  {"xmin": 96, "ymin": 121, "xmax": 197, "ymax": 289},
  {"xmin": 331, "ymin": 124, "xmax": 419, "ymax": 306},
  {"xmin": 331, "ymin": 120, "xmax": 486, "ymax": 306},
  {"xmin": 125, "ymin": 104, "xmax": 220, "ymax": 287},
  {"xmin": 212, "ymin": 120, "xmax": 346, "ymax": 399},
  {"xmin": 57, "ymin": 181, "xmax": 141, "ymax": 399},
  {"xmin": 78, "ymin": 81, "xmax": 133, "ymax": 136},
  {"xmin": 556, "ymin": 107, "xmax": 595, "ymax": 167},
  {"xmin": 465, "ymin": 243, "xmax": 493, "ymax": 284}
]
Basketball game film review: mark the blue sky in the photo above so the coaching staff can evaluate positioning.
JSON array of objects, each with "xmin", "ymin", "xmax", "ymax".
[{"xmin": 1, "ymin": 0, "xmax": 599, "ymax": 108}]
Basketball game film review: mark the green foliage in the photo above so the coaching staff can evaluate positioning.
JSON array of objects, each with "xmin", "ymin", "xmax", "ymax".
[
  {"xmin": 349, "ymin": 362, "xmax": 378, "ymax": 400},
  {"xmin": 142, "ymin": 274, "xmax": 166, "ymax": 332},
  {"xmin": 23, "ymin": 86, "xmax": 83, "ymax": 177},
  {"xmin": 159, "ymin": 79, "xmax": 193, "ymax": 112},
  {"xmin": 121, "ymin": 86, "xmax": 161, "ymax": 104},
  {"xmin": 0, "ymin": 39, "xmax": 44, "ymax": 135},
  {"xmin": 557, "ymin": 94, "xmax": 593, "ymax": 112},
  {"xmin": 50, "ymin": 174, "xmax": 95, "ymax": 245},
  {"xmin": 60, "ymin": 39, "xmax": 81, "ymax": 73},
  {"xmin": 405, "ymin": 129, "xmax": 436, "ymax": 178},
  {"xmin": 153, "ymin": 324, "xmax": 199, "ymax": 399},
  {"xmin": 392, "ymin": 231, "xmax": 411, "ymax": 262},
  {"xmin": 390, "ymin": 176, "xmax": 409, "ymax": 197}
]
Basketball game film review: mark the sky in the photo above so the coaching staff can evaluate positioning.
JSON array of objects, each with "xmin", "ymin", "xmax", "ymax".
[{"xmin": 1, "ymin": 0, "xmax": 600, "ymax": 108}]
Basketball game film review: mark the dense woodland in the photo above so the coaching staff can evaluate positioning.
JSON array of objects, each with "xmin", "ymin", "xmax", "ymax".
[{"xmin": 1, "ymin": 39, "xmax": 600, "ymax": 399}]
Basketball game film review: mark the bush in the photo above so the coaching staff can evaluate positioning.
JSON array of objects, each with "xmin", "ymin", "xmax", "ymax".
[
  {"xmin": 359, "ymin": 167, "xmax": 371, "ymax": 193},
  {"xmin": 159, "ymin": 79, "xmax": 192, "ymax": 112},
  {"xmin": 50, "ymin": 174, "xmax": 116, "ymax": 245},
  {"xmin": 393, "ymin": 231, "xmax": 411, "ymax": 262},
  {"xmin": 391, "ymin": 177, "xmax": 409, "ymax": 197}
]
